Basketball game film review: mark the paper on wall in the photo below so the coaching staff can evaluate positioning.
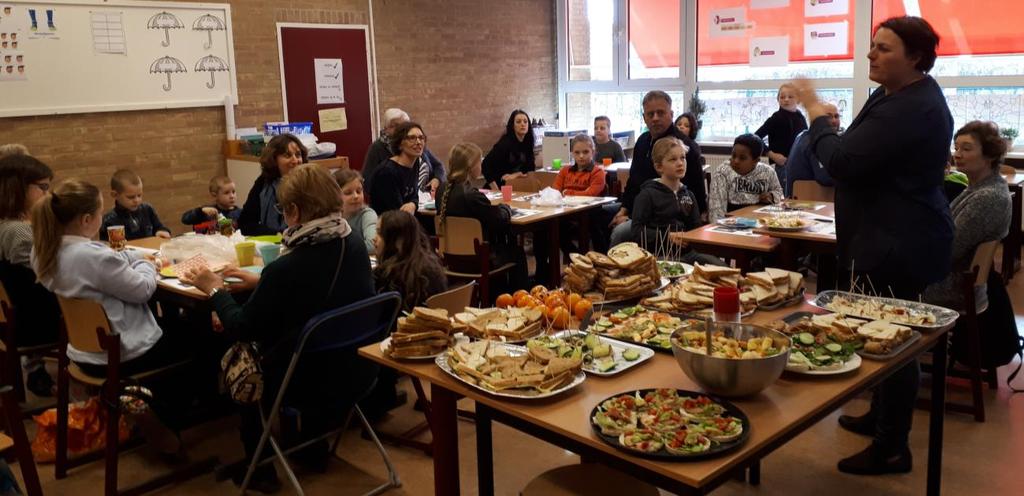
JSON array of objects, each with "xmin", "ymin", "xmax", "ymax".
[
  {"xmin": 751, "ymin": 0, "xmax": 789, "ymax": 8},
  {"xmin": 804, "ymin": 21, "xmax": 848, "ymax": 57},
  {"xmin": 91, "ymin": 11, "xmax": 126, "ymax": 55},
  {"xmin": 709, "ymin": 8, "xmax": 747, "ymax": 38},
  {"xmin": 804, "ymin": 0, "xmax": 848, "ymax": 18},
  {"xmin": 749, "ymin": 36, "xmax": 789, "ymax": 67},
  {"xmin": 318, "ymin": 107, "xmax": 348, "ymax": 132},
  {"xmin": 314, "ymin": 58, "xmax": 344, "ymax": 105}
]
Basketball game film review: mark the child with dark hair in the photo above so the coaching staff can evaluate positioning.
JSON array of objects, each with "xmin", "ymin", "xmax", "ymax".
[
  {"xmin": 181, "ymin": 175, "xmax": 241, "ymax": 233},
  {"xmin": 708, "ymin": 134, "xmax": 783, "ymax": 222},
  {"xmin": 100, "ymin": 169, "xmax": 171, "ymax": 240}
]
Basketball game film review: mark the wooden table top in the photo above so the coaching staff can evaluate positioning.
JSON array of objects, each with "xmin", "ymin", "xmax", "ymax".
[
  {"xmin": 419, "ymin": 193, "xmax": 616, "ymax": 225},
  {"xmin": 676, "ymin": 224, "xmax": 780, "ymax": 253},
  {"xmin": 359, "ymin": 301, "xmax": 951, "ymax": 489},
  {"xmin": 730, "ymin": 203, "xmax": 837, "ymax": 244},
  {"xmin": 126, "ymin": 237, "xmax": 209, "ymax": 300}
]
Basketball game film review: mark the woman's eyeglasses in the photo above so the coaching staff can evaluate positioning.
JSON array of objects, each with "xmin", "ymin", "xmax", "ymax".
[
  {"xmin": 403, "ymin": 135, "xmax": 427, "ymax": 143},
  {"xmin": 32, "ymin": 182, "xmax": 50, "ymax": 192}
]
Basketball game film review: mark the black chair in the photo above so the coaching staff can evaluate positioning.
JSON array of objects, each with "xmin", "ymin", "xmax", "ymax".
[{"xmin": 239, "ymin": 292, "xmax": 403, "ymax": 496}]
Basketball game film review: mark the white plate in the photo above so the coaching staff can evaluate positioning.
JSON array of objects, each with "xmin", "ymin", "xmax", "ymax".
[
  {"xmin": 811, "ymin": 291, "xmax": 957, "ymax": 329},
  {"xmin": 657, "ymin": 261, "xmax": 693, "ymax": 280},
  {"xmin": 379, "ymin": 336, "xmax": 446, "ymax": 360},
  {"xmin": 786, "ymin": 353, "xmax": 862, "ymax": 376},
  {"xmin": 434, "ymin": 342, "xmax": 587, "ymax": 399},
  {"xmin": 550, "ymin": 330, "xmax": 655, "ymax": 376},
  {"xmin": 585, "ymin": 277, "xmax": 671, "ymax": 305}
]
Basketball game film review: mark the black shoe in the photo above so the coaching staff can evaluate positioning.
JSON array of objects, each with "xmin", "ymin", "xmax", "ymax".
[
  {"xmin": 838, "ymin": 412, "xmax": 876, "ymax": 437},
  {"xmin": 26, "ymin": 368, "xmax": 55, "ymax": 398},
  {"xmin": 837, "ymin": 444, "xmax": 912, "ymax": 475},
  {"xmin": 230, "ymin": 464, "xmax": 281, "ymax": 494}
]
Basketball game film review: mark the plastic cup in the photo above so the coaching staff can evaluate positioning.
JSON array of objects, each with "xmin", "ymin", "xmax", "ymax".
[
  {"xmin": 552, "ymin": 158, "xmax": 562, "ymax": 170},
  {"xmin": 603, "ymin": 158, "xmax": 613, "ymax": 166},
  {"xmin": 501, "ymin": 185, "xmax": 513, "ymax": 202},
  {"xmin": 258, "ymin": 244, "xmax": 281, "ymax": 265},
  {"xmin": 235, "ymin": 241, "xmax": 256, "ymax": 266},
  {"xmin": 107, "ymin": 225, "xmax": 126, "ymax": 251}
]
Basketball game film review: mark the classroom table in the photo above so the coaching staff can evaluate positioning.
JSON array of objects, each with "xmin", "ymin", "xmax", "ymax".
[
  {"xmin": 728, "ymin": 203, "xmax": 838, "ymax": 288},
  {"xmin": 673, "ymin": 224, "xmax": 780, "ymax": 270},
  {"xmin": 358, "ymin": 300, "xmax": 952, "ymax": 496},
  {"xmin": 126, "ymin": 237, "xmax": 209, "ymax": 308},
  {"xmin": 419, "ymin": 193, "xmax": 617, "ymax": 286}
]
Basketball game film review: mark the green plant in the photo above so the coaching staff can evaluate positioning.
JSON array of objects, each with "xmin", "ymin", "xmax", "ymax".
[
  {"xmin": 1001, "ymin": 127, "xmax": 1019, "ymax": 142},
  {"xmin": 687, "ymin": 88, "xmax": 707, "ymax": 121}
]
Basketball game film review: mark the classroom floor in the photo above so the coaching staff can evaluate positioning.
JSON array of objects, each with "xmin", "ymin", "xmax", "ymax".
[{"xmin": 11, "ymin": 258, "xmax": 1024, "ymax": 495}]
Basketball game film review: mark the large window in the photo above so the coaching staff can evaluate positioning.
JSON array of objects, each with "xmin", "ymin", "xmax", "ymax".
[{"xmin": 558, "ymin": 1, "xmax": 1024, "ymax": 150}]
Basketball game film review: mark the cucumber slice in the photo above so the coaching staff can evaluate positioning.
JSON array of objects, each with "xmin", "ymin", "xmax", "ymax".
[
  {"xmin": 593, "ymin": 344, "xmax": 612, "ymax": 358},
  {"xmin": 798, "ymin": 333, "xmax": 815, "ymax": 345},
  {"xmin": 622, "ymin": 349, "xmax": 641, "ymax": 361},
  {"xmin": 584, "ymin": 334, "xmax": 601, "ymax": 350},
  {"xmin": 825, "ymin": 343, "xmax": 843, "ymax": 353},
  {"xmin": 597, "ymin": 359, "xmax": 617, "ymax": 372}
]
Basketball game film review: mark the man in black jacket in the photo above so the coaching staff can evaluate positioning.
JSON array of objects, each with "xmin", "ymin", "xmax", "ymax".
[{"xmin": 609, "ymin": 91, "xmax": 707, "ymax": 247}]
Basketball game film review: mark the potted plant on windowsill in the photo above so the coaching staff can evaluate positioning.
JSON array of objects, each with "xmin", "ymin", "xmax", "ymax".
[
  {"xmin": 1001, "ymin": 127, "xmax": 1019, "ymax": 152},
  {"xmin": 687, "ymin": 88, "xmax": 707, "ymax": 139}
]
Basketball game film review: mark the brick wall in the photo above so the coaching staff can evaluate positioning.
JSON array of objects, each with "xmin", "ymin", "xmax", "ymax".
[{"xmin": 2, "ymin": 0, "xmax": 555, "ymax": 233}]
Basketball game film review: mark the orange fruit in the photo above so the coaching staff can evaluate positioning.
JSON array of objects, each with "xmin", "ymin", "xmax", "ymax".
[
  {"xmin": 573, "ymin": 299, "xmax": 593, "ymax": 320},
  {"xmin": 530, "ymin": 285, "xmax": 548, "ymax": 298},
  {"xmin": 550, "ymin": 307, "xmax": 571, "ymax": 329},
  {"xmin": 565, "ymin": 292, "xmax": 582, "ymax": 310},
  {"xmin": 544, "ymin": 293, "xmax": 564, "ymax": 309},
  {"xmin": 515, "ymin": 294, "xmax": 534, "ymax": 308},
  {"xmin": 495, "ymin": 293, "xmax": 514, "ymax": 309},
  {"xmin": 513, "ymin": 289, "xmax": 529, "ymax": 301}
]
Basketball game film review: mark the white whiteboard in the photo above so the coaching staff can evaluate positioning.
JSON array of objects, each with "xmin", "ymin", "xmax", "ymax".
[{"xmin": 0, "ymin": 0, "xmax": 237, "ymax": 117}]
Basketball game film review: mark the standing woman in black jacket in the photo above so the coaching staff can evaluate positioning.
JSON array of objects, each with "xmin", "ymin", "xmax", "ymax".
[
  {"xmin": 795, "ymin": 16, "xmax": 953, "ymax": 476},
  {"xmin": 483, "ymin": 110, "xmax": 536, "ymax": 189},
  {"xmin": 437, "ymin": 143, "xmax": 528, "ymax": 292},
  {"xmin": 238, "ymin": 134, "xmax": 307, "ymax": 235}
]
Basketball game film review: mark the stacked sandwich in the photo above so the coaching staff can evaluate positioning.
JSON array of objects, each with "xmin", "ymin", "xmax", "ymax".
[
  {"xmin": 447, "ymin": 340, "xmax": 583, "ymax": 393},
  {"xmin": 387, "ymin": 307, "xmax": 456, "ymax": 359},
  {"xmin": 564, "ymin": 243, "xmax": 661, "ymax": 301},
  {"xmin": 856, "ymin": 320, "xmax": 913, "ymax": 355},
  {"xmin": 743, "ymin": 268, "xmax": 805, "ymax": 307},
  {"xmin": 641, "ymin": 264, "xmax": 757, "ymax": 314},
  {"xmin": 454, "ymin": 306, "xmax": 545, "ymax": 342}
]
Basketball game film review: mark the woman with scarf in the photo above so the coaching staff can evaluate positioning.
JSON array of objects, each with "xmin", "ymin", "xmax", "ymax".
[{"xmin": 183, "ymin": 164, "xmax": 375, "ymax": 491}]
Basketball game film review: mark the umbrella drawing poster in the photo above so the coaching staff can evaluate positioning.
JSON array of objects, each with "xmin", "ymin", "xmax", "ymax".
[{"xmin": 314, "ymin": 58, "xmax": 343, "ymax": 105}]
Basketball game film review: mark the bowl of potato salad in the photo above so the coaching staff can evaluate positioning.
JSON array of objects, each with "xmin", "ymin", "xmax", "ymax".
[{"xmin": 670, "ymin": 322, "xmax": 790, "ymax": 397}]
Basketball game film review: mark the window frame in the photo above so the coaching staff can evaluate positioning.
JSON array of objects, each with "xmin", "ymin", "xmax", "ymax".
[{"xmin": 556, "ymin": 0, "xmax": 1024, "ymax": 153}]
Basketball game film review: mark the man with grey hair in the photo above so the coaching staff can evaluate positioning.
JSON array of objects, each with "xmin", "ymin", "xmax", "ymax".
[
  {"xmin": 785, "ymin": 101, "xmax": 840, "ymax": 197},
  {"xmin": 363, "ymin": 108, "xmax": 445, "ymax": 192}
]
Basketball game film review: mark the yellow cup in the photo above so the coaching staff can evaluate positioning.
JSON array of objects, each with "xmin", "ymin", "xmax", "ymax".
[{"xmin": 234, "ymin": 241, "xmax": 256, "ymax": 267}]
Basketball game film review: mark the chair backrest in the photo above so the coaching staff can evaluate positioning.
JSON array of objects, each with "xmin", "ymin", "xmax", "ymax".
[
  {"xmin": 425, "ymin": 281, "xmax": 476, "ymax": 315},
  {"xmin": 791, "ymin": 180, "xmax": 835, "ymax": 202},
  {"xmin": 294, "ymin": 291, "xmax": 403, "ymax": 356},
  {"xmin": 55, "ymin": 297, "xmax": 111, "ymax": 353},
  {"xmin": 434, "ymin": 216, "xmax": 485, "ymax": 257},
  {"xmin": 969, "ymin": 239, "xmax": 1000, "ymax": 287},
  {"xmin": 0, "ymin": 280, "xmax": 9, "ymax": 324},
  {"xmin": 509, "ymin": 175, "xmax": 542, "ymax": 193},
  {"xmin": 1000, "ymin": 164, "xmax": 1016, "ymax": 176}
]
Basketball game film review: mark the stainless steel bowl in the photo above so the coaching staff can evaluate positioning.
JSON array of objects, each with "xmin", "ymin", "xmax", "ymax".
[{"xmin": 670, "ymin": 321, "xmax": 790, "ymax": 397}]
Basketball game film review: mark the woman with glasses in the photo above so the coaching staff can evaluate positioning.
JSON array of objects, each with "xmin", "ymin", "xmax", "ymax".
[
  {"xmin": 0, "ymin": 154, "xmax": 60, "ymax": 397},
  {"xmin": 483, "ymin": 109, "xmax": 536, "ymax": 189},
  {"xmin": 238, "ymin": 133, "xmax": 308, "ymax": 235},
  {"xmin": 369, "ymin": 121, "xmax": 429, "ymax": 215}
]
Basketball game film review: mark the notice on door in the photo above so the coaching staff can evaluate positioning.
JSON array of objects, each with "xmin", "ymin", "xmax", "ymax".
[{"xmin": 314, "ymin": 58, "xmax": 344, "ymax": 105}]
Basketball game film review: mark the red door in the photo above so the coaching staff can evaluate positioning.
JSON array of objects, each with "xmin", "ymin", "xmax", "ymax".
[{"xmin": 278, "ymin": 24, "xmax": 374, "ymax": 170}]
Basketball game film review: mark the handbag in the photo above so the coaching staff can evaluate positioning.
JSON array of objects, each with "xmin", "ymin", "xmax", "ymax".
[{"xmin": 220, "ymin": 238, "xmax": 346, "ymax": 404}]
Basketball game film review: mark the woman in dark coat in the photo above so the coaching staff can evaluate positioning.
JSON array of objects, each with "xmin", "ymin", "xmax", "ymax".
[
  {"xmin": 482, "ymin": 109, "xmax": 536, "ymax": 189},
  {"xmin": 795, "ymin": 16, "xmax": 954, "ymax": 475}
]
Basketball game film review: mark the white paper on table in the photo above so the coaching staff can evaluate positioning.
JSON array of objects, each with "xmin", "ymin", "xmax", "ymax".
[
  {"xmin": 750, "ymin": 36, "xmax": 789, "ymax": 67},
  {"xmin": 313, "ymin": 58, "xmax": 344, "ymax": 105},
  {"xmin": 804, "ymin": 21, "xmax": 848, "ymax": 57},
  {"xmin": 709, "ymin": 8, "xmax": 746, "ymax": 38},
  {"xmin": 512, "ymin": 209, "xmax": 542, "ymax": 220},
  {"xmin": 707, "ymin": 226, "xmax": 762, "ymax": 237},
  {"xmin": 804, "ymin": 0, "xmax": 848, "ymax": 18},
  {"xmin": 752, "ymin": 0, "xmax": 789, "ymax": 8}
]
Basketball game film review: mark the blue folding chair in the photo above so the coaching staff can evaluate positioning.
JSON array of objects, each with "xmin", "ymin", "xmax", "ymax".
[{"xmin": 239, "ymin": 292, "xmax": 403, "ymax": 496}]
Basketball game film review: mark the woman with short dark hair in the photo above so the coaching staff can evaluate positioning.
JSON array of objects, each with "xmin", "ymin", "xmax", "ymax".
[
  {"xmin": 794, "ymin": 16, "xmax": 953, "ymax": 475},
  {"xmin": 238, "ymin": 133, "xmax": 308, "ymax": 235},
  {"xmin": 369, "ymin": 121, "xmax": 428, "ymax": 215}
]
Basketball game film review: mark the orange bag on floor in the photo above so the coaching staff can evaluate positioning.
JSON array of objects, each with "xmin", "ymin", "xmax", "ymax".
[{"xmin": 31, "ymin": 398, "xmax": 131, "ymax": 463}]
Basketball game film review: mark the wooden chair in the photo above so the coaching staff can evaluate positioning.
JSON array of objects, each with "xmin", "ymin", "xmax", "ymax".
[
  {"xmin": 386, "ymin": 282, "xmax": 477, "ymax": 455},
  {"xmin": 0, "ymin": 280, "xmax": 59, "ymax": 406},
  {"xmin": 0, "ymin": 384, "xmax": 42, "ymax": 496},
  {"xmin": 790, "ymin": 180, "xmax": 835, "ymax": 202},
  {"xmin": 509, "ymin": 175, "xmax": 542, "ymax": 193},
  {"xmin": 520, "ymin": 464, "xmax": 659, "ymax": 496},
  {"xmin": 1000, "ymin": 164, "xmax": 1017, "ymax": 176},
  {"xmin": 435, "ymin": 217, "xmax": 516, "ymax": 306},
  {"xmin": 54, "ymin": 296, "xmax": 214, "ymax": 496}
]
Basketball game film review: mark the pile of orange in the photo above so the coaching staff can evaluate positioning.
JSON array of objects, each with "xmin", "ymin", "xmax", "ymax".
[{"xmin": 495, "ymin": 285, "xmax": 593, "ymax": 330}]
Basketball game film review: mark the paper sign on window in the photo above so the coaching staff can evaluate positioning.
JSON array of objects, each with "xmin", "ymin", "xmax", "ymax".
[
  {"xmin": 752, "ymin": 0, "xmax": 790, "ymax": 9},
  {"xmin": 749, "ymin": 36, "xmax": 789, "ymax": 67},
  {"xmin": 709, "ymin": 8, "xmax": 747, "ymax": 38},
  {"xmin": 804, "ymin": 21, "xmax": 848, "ymax": 57},
  {"xmin": 805, "ymin": 0, "xmax": 848, "ymax": 18}
]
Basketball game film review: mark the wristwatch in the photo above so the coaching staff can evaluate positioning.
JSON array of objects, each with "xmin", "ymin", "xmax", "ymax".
[{"xmin": 208, "ymin": 287, "xmax": 223, "ymax": 298}]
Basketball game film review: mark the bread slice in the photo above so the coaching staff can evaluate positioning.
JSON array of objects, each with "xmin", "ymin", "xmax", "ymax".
[
  {"xmin": 607, "ymin": 243, "xmax": 648, "ymax": 269},
  {"xmin": 788, "ymin": 272, "xmax": 804, "ymax": 297},
  {"xmin": 765, "ymin": 268, "xmax": 791, "ymax": 284},
  {"xmin": 391, "ymin": 330, "xmax": 450, "ymax": 344},
  {"xmin": 570, "ymin": 253, "xmax": 595, "ymax": 271},
  {"xmin": 389, "ymin": 343, "xmax": 448, "ymax": 358},
  {"xmin": 413, "ymin": 307, "xmax": 452, "ymax": 329},
  {"xmin": 693, "ymin": 263, "xmax": 742, "ymax": 278},
  {"xmin": 745, "ymin": 272, "xmax": 775, "ymax": 289},
  {"xmin": 586, "ymin": 251, "xmax": 619, "ymax": 269}
]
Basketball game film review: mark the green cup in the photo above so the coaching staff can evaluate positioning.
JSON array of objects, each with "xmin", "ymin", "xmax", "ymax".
[
  {"xmin": 258, "ymin": 243, "xmax": 281, "ymax": 264},
  {"xmin": 552, "ymin": 158, "xmax": 562, "ymax": 170}
]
